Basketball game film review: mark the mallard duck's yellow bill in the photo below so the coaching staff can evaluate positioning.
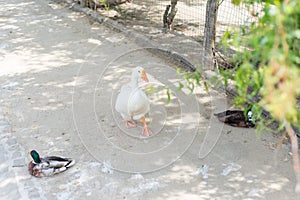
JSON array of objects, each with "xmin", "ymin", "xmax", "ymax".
[{"xmin": 141, "ymin": 70, "xmax": 149, "ymax": 82}]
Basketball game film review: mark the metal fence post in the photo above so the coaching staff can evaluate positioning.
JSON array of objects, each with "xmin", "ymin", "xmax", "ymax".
[
  {"xmin": 79, "ymin": 0, "xmax": 86, "ymax": 7},
  {"xmin": 203, "ymin": 0, "xmax": 218, "ymax": 71}
]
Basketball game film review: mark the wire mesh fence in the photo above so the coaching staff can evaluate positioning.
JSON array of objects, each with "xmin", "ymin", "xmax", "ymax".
[
  {"xmin": 118, "ymin": 0, "xmax": 262, "ymax": 38},
  {"xmin": 80, "ymin": 0, "xmax": 263, "ymax": 69}
]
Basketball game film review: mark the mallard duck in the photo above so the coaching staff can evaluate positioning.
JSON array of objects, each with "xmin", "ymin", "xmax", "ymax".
[
  {"xmin": 214, "ymin": 109, "xmax": 255, "ymax": 128},
  {"xmin": 28, "ymin": 150, "xmax": 75, "ymax": 177},
  {"xmin": 115, "ymin": 67, "xmax": 153, "ymax": 136}
]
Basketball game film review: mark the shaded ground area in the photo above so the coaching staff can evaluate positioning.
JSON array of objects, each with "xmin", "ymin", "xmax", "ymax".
[
  {"xmin": 81, "ymin": 0, "xmax": 263, "ymax": 65},
  {"xmin": 0, "ymin": 0, "xmax": 298, "ymax": 199}
]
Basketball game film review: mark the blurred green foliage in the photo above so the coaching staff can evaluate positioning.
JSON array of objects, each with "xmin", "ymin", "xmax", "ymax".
[{"xmin": 221, "ymin": 0, "xmax": 300, "ymax": 132}]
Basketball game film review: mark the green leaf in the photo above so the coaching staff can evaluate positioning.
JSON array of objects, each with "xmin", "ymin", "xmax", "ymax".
[
  {"xmin": 147, "ymin": 85, "xmax": 154, "ymax": 94},
  {"xmin": 203, "ymin": 80, "xmax": 209, "ymax": 92},
  {"xmin": 188, "ymin": 82, "xmax": 194, "ymax": 93},
  {"xmin": 231, "ymin": 0, "xmax": 242, "ymax": 6},
  {"xmin": 176, "ymin": 82, "xmax": 184, "ymax": 91},
  {"xmin": 193, "ymin": 72, "xmax": 201, "ymax": 86},
  {"xmin": 166, "ymin": 88, "xmax": 171, "ymax": 104},
  {"xmin": 291, "ymin": 30, "xmax": 300, "ymax": 39}
]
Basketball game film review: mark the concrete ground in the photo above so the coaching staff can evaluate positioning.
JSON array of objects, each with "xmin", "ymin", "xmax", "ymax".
[{"xmin": 0, "ymin": 0, "xmax": 298, "ymax": 199}]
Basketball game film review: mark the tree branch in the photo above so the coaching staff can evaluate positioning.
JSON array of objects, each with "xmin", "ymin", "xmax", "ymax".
[
  {"xmin": 162, "ymin": 0, "xmax": 178, "ymax": 31},
  {"xmin": 284, "ymin": 119, "xmax": 300, "ymax": 193}
]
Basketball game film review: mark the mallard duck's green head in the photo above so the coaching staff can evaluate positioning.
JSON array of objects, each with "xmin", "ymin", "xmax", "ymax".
[{"xmin": 30, "ymin": 150, "xmax": 41, "ymax": 163}]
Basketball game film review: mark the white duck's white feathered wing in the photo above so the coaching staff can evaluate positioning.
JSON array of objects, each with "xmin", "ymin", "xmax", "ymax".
[
  {"xmin": 115, "ymin": 84, "xmax": 132, "ymax": 121},
  {"xmin": 115, "ymin": 84, "xmax": 150, "ymax": 121},
  {"xmin": 128, "ymin": 88, "xmax": 150, "ymax": 120}
]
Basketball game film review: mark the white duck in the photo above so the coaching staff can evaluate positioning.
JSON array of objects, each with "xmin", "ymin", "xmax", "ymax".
[{"xmin": 115, "ymin": 67, "xmax": 153, "ymax": 136}]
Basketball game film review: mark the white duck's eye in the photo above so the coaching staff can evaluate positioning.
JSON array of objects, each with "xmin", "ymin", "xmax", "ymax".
[{"xmin": 138, "ymin": 70, "xmax": 141, "ymax": 73}]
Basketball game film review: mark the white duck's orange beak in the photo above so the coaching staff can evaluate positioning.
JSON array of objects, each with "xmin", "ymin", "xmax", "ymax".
[{"xmin": 141, "ymin": 70, "xmax": 149, "ymax": 82}]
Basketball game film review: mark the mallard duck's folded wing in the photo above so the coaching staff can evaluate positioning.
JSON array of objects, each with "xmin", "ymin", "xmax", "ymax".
[
  {"xmin": 214, "ymin": 110, "xmax": 244, "ymax": 121},
  {"xmin": 43, "ymin": 156, "xmax": 75, "ymax": 168}
]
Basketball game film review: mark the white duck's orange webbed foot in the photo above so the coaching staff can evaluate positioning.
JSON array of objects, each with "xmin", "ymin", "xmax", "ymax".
[
  {"xmin": 126, "ymin": 120, "xmax": 136, "ymax": 128},
  {"xmin": 141, "ymin": 116, "xmax": 152, "ymax": 137},
  {"xmin": 142, "ymin": 127, "xmax": 153, "ymax": 137}
]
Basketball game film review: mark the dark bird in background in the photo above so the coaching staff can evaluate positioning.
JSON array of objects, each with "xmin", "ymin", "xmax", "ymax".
[{"xmin": 214, "ymin": 109, "xmax": 255, "ymax": 128}]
